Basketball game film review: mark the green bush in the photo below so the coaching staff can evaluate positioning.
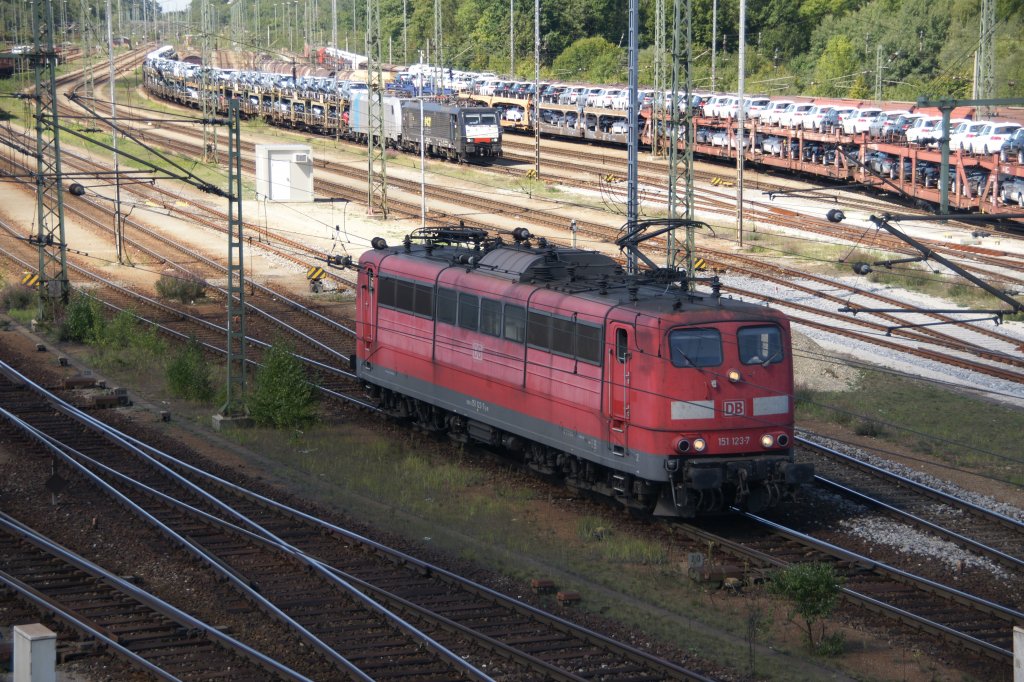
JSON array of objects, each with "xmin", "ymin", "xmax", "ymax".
[
  {"xmin": 853, "ymin": 419, "xmax": 885, "ymax": 437},
  {"xmin": 59, "ymin": 295, "xmax": 103, "ymax": 342},
  {"xmin": 155, "ymin": 271, "xmax": 207, "ymax": 304},
  {"xmin": 0, "ymin": 284, "xmax": 34, "ymax": 312},
  {"xmin": 248, "ymin": 341, "xmax": 318, "ymax": 429},
  {"xmin": 91, "ymin": 310, "xmax": 165, "ymax": 370},
  {"xmin": 167, "ymin": 337, "xmax": 215, "ymax": 402},
  {"xmin": 768, "ymin": 562, "xmax": 843, "ymax": 654}
]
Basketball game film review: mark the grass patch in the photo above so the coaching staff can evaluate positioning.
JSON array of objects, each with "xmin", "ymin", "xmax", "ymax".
[
  {"xmin": 1, "ymin": 283, "xmax": 37, "ymax": 324},
  {"xmin": 155, "ymin": 270, "xmax": 208, "ymax": 304},
  {"xmin": 796, "ymin": 369, "xmax": 1024, "ymax": 484}
]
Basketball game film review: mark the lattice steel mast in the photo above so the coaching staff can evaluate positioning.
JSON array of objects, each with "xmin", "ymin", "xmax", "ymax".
[
  {"xmin": 79, "ymin": 0, "xmax": 95, "ymax": 99},
  {"xmin": 652, "ymin": 0, "xmax": 664, "ymax": 158},
  {"xmin": 365, "ymin": 0, "xmax": 387, "ymax": 216},
  {"xmin": 625, "ymin": 0, "xmax": 638, "ymax": 274},
  {"xmin": 667, "ymin": 0, "xmax": 694, "ymax": 280},
  {"xmin": 220, "ymin": 99, "xmax": 247, "ymax": 417},
  {"xmin": 201, "ymin": 0, "xmax": 218, "ymax": 162},
  {"xmin": 976, "ymin": 0, "xmax": 995, "ymax": 115},
  {"xmin": 31, "ymin": 0, "xmax": 70, "ymax": 316}
]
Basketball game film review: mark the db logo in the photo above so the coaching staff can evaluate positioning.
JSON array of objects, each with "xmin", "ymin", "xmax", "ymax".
[{"xmin": 723, "ymin": 400, "xmax": 745, "ymax": 416}]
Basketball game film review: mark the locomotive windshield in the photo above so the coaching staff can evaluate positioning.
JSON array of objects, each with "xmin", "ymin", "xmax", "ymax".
[
  {"xmin": 669, "ymin": 329, "xmax": 722, "ymax": 368},
  {"xmin": 464, "ymin": 112, "xmax": 498, "ymax": 125},
  {"xmin": 737, "ymin": 325, "xmax": 784, "ymax": 365}
]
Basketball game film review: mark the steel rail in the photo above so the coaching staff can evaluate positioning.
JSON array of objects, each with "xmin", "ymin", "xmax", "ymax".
[
  {"xmin": 797, "ymin": 435, "xmax": 1024, "ymax": 572},
  {"xmin": 126, "ymin": 435, "xmax": 717, "ymax": 682},
  {"xmin": 0, "ymin": 366, "xmax": 496, "ymax": 682},
  {"xmin": 0, "ymin": 407, "xmax": 370, "ymax": 680},
  {"xmin": 740, "ymin": 511, "xmax": 1021, "ymax": 659},
  {"xmin": 0, "ymin": 358, "xmax": 709, "ymax": 681},
  {"xmin": 0, "ymin": 224, "xmax": 373, "ymax": 410},
  {"xmin": 0, "ymin": 511, "xmax": 312, "ymax": 682}
]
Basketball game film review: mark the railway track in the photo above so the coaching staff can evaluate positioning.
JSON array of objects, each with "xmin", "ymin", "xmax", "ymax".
[
  {"xmin": 14, "ymin": 76, "xmax": 1024, "ymax": 390},
  {"xmin": 0, "ymin": 358, "xmax": 715, "ymax": 682},
  {"xmin": 0, "ymin": 514, "xmax": 306, "ymax": 681},
  {"xmin": 90, "ymin": 75, "xmax": 1024, "ymax": 295},
  {"xmin": 678, "ymin": 508, "xmax": 1022, "ymax": 668},
  {"xmin": 0, "ymin": 218, "xmax": 368, "ymax": 411},
  {"xmin": 4, "ymin": 45, "xmax": 1015, "ymax": 675},
  {"xmin": 796, "ymin": 436, "xmax": 1024, "ymax": 577},
  {"xmin": 500, "ymin": 134, "xmax": 1024, "ymax": 243},
  {"xmin": 501, "ymin": 139, "xmax": 1024, "ymax": 281}
]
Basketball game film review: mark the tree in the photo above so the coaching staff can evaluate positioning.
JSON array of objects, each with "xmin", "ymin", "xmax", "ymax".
[
  {"xmin": 812, "ymin": 35, "xmax": 858, "ymax": 96},
  {"xmin": 847, "ymin": 72, "xmax": 870, "ymax": 99},
  {"xmin": 768, "ymin": 562, "xmax": 843, "ymax": 653},
  {"xmin": 551, "ymin": 36, "xmax": 623, "ymax": 83},
  {"xmin": 248, "ymin": 341, "xmax": 318, "ymax": 429}
]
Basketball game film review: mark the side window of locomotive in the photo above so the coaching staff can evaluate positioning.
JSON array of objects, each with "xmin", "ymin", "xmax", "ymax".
[
  {"xmin": 527, "ymin": 311, "xmax": 551, "ymax": 349},
  {"xmin": 504, "ymin": 304, "xmax": 526, "ymax": 342},
  {"xmin": 738, "ymin": 325, "xmax": 783, "ymax": 365},
  {"xmin": 576, "ymin": 323, "xmax": 602, "ymax": 365},
  {"xmin": 395, "ymin": 279, "xmax": 414, "ymax": 311},
  {"xmin": 413, "ymin": 283, "xmax": 434, "ymax": 318},
  {"xmin": 479, "ymin": 298, "xmax": 502, "ymax": 337},
  {"xmin": 436, "ymin": 287, "xmax": 457, "ymax": 325},
  {"xmin": 550, "ymin": 316, "xmax": 575, "ymax": 357},
  {"xmin": 668, "ymin": 329, "xmax": 723, "ymax": 368},
  {"xmin": 458, "ymin": 293, "xmax": 479, "ymax": 331},
  {"xmin": 379, "ymin": 278, "xmax": 433, "ymax": 318},
  {"xmin": 378, "ymin": 277, "xmax": 397, "ymax": 308},
  {"xmin": 615, "ymin": 328, "xmax": 628, "ymax": 363}
]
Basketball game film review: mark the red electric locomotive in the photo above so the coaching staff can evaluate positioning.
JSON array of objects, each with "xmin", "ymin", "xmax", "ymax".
[{"xmin": 354, "ymin": 223, "xmax": 812, "ymax": 517}]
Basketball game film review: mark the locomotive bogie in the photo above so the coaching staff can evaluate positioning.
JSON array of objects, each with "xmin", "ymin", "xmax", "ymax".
[{"xmin": 354, "ymin": 232, "xmax": 810, "ymax": 518}]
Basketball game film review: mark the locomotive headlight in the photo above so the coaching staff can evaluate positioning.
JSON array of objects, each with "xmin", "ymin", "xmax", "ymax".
[
  {"xmin": 692, "ymin": 438, "xmax": 707, "ymax": 452},
  {"xmin": 760, "ymin": 434, "xmax": 775, "ymax": 448},
  {"xmin": 727, "ymin": 369, "xmax": 741, "ymax": 383}
]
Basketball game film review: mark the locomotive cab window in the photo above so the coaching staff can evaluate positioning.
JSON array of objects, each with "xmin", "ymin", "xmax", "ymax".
[
  {"xmin": 738, "ymin": 325, "xmax": 783, "ymax": 365},
  {"xmin": 378, "ymin": 277, "xmax": 397, "ymax": 308},
  {"xmin": 396, "ymin": 280, "xmax": 415, "ymax": 311},
  {"xmin": 669, "ymin": 328, "xmax": 723, "ymax": 368},
  {"xmin": 615, "ymin": 328, "xmax": 628, "ymax": 363},
  {"xmin": 465, "ymin": 112, "xmax": 498, "ymax": 126}
]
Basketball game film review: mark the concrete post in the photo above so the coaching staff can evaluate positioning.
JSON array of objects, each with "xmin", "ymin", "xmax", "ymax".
[
  {"xmin": 13, "ymin": 624, "xmax": 56, "ymax": 682},
  {"xmin": 1014, "ymin": 625, "xmax": 1023, "ymax": 682}
]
